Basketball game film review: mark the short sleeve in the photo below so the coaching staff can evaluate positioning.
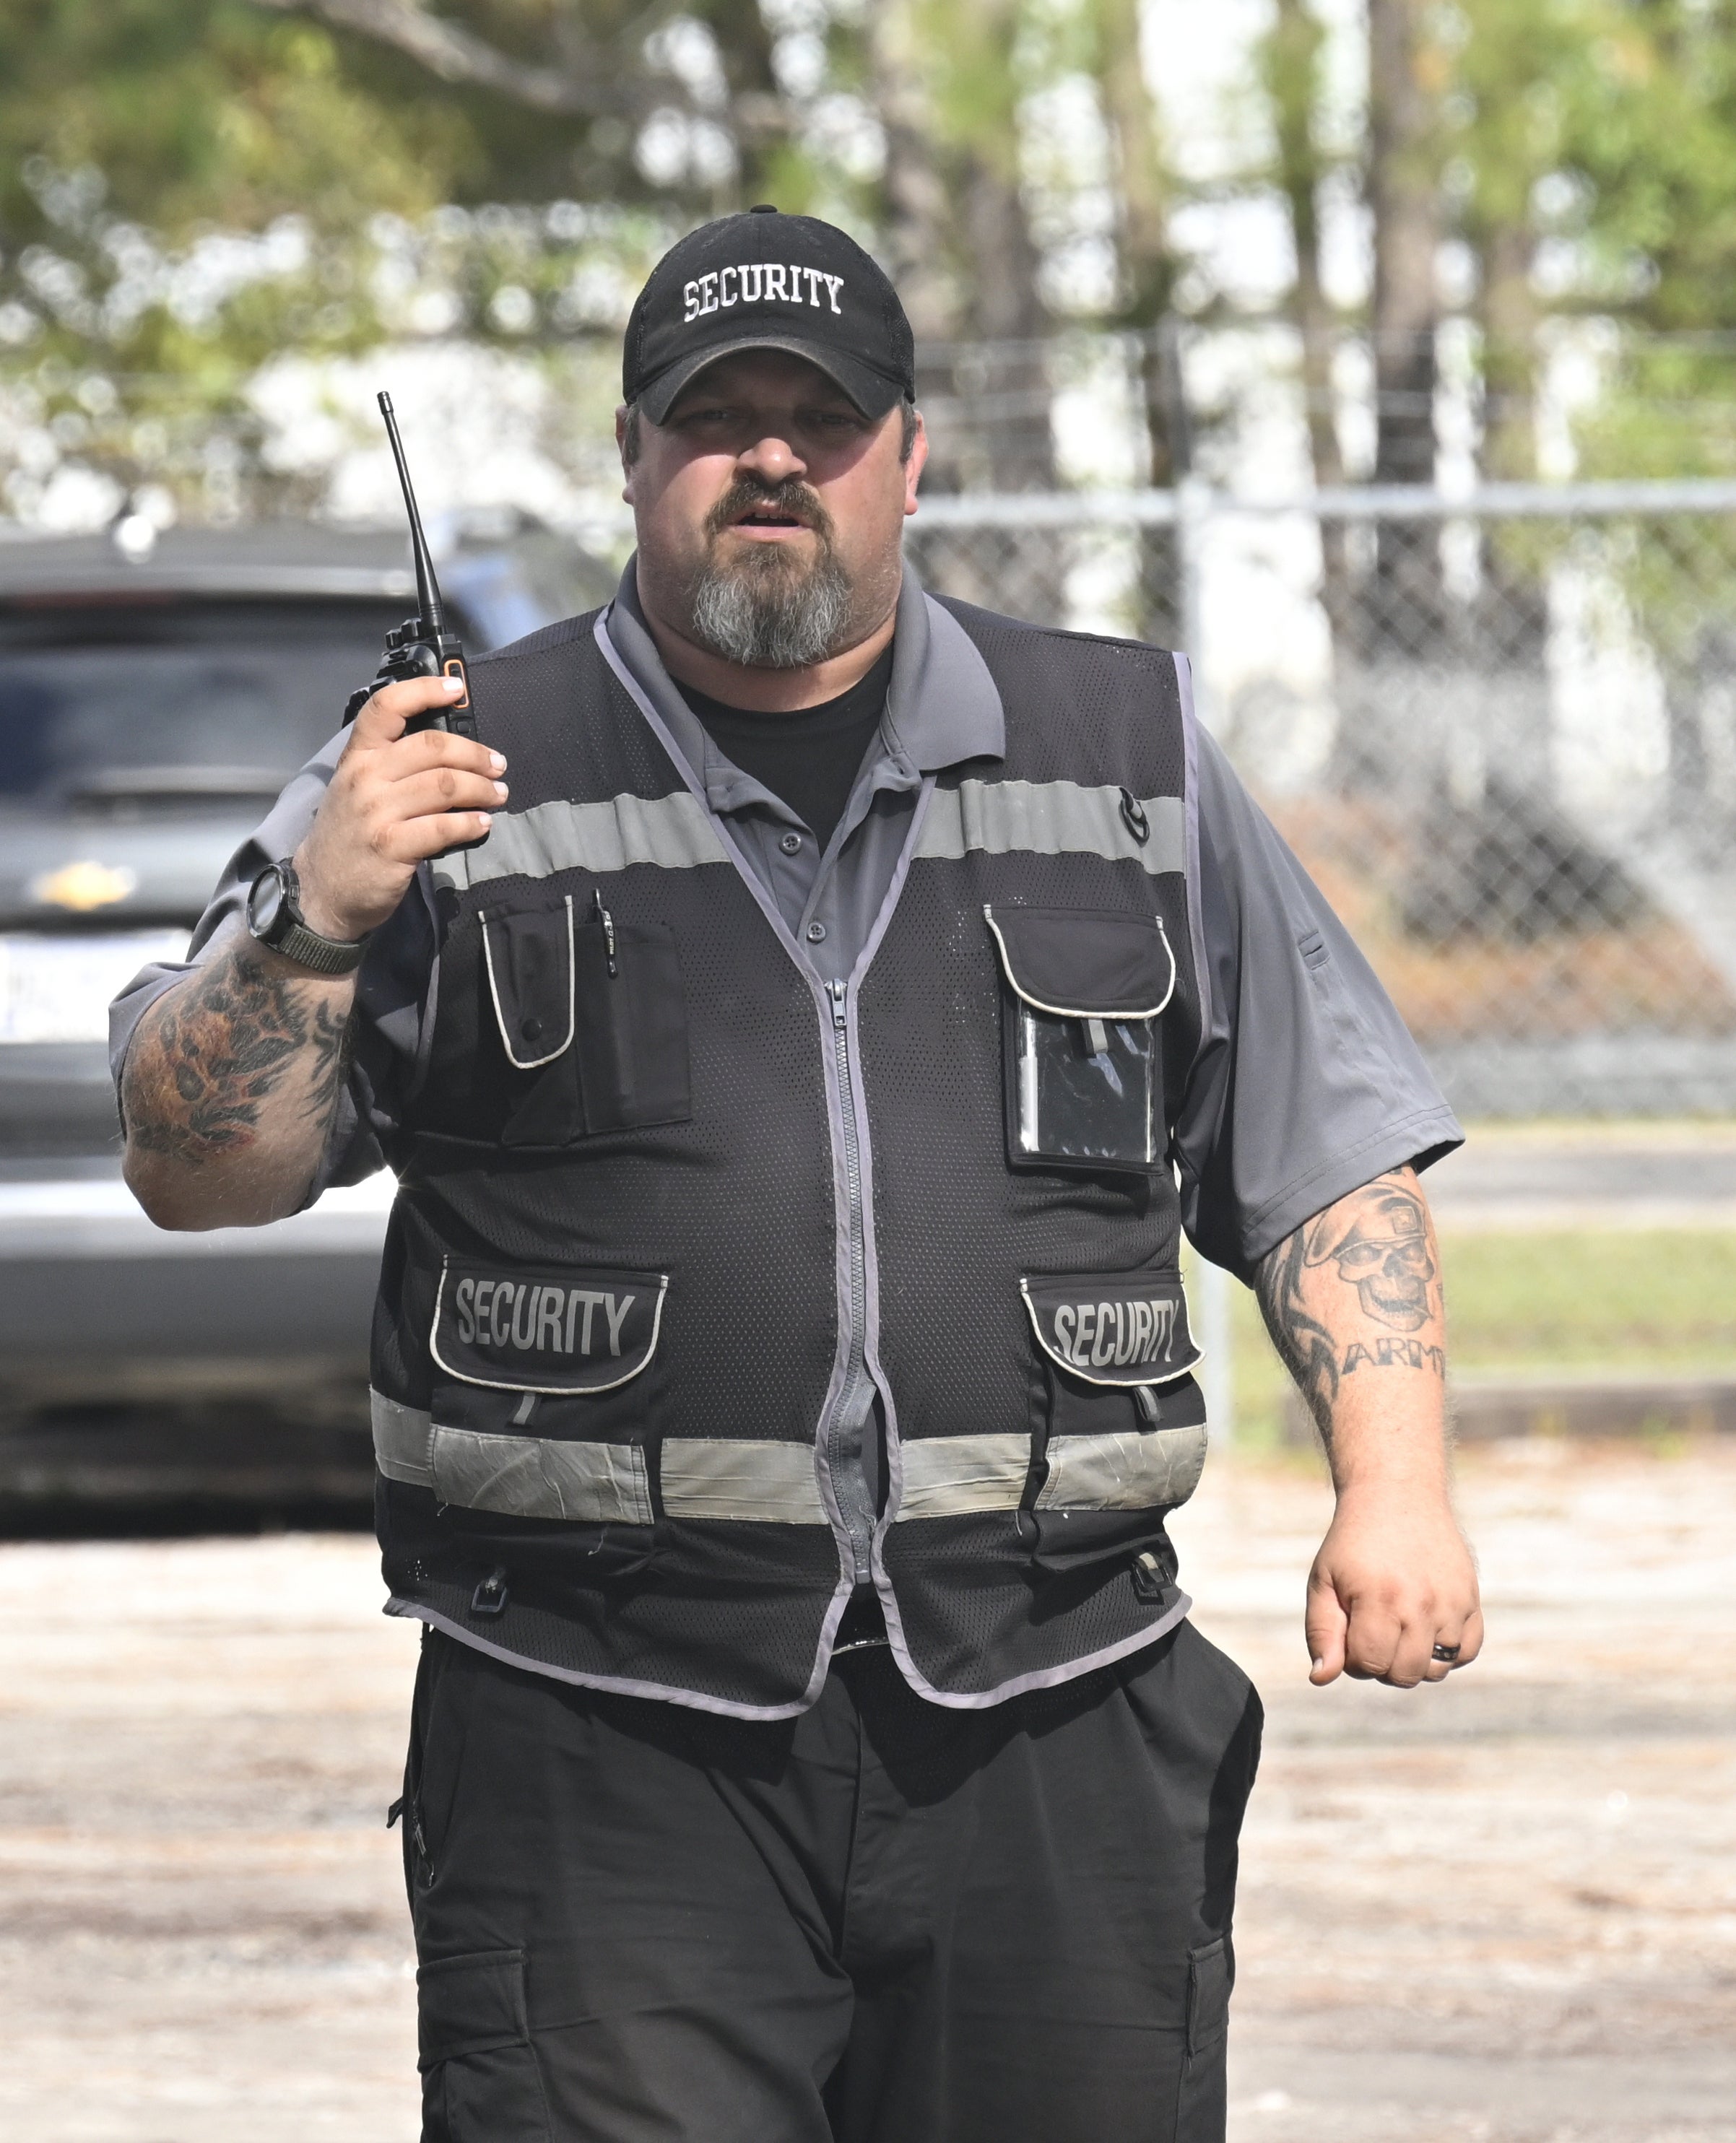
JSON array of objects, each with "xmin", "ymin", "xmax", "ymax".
[
  {"xmin": 106, "ymin": 727, "xmax": 429, "ymax": 1197},
  {"xmin": 1171, "ymin": 724, "xmax": 1462, "ymax": 1281}
]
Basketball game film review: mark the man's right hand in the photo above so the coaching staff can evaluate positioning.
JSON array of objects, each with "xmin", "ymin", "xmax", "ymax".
[{"xmin": 292, "ymin": 675, "xmax": 508, "ymax": 941}]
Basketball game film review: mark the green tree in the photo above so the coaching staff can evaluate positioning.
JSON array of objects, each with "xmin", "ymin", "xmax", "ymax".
[
  {"xmin": 1367, "ymin": 0, "xmax": 1448, "ymax": 491},
  {"xmin": 0, "ymin": 2, "xmax": 458, "ymax": 238},
  {"xmin": 1086, "ymin": 0, "xmax": 1185, "ymax": 634},
  {"xmin": 251, "ymin": 0, "xmax": 802, "ymax": 212},
  {"xmin": 1263, "ymin": 0, "xmax": 1342, "ymax": 494},
  {"xmin": 1553, "ymin": 1, "xmax": 1736, "ymax": 477},
  {"xmin": 0, "ymin": 3, "xmax": 443, "ymax": 513},
  {"xmin": 0, "ymin": 1, "xmax": 735, "ymax": 516},
  {"xmin": 869, "ymin": 0, "xmax": 1056, "ymax": 492},
  {"xmin": 1259, "ymin": 0, "xmax": 1736, "ymax": 487},
  {"xmin": 1258, "ymin": 0, "xmax": 1453, "ymax": 652}
]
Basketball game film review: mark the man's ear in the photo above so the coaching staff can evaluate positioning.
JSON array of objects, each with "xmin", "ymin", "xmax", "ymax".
[
  {"xmin": 615, "ymin": 403, "xmax": 641, "ymax": 501},
  {"xmin": 903, "ymin": 409, "xmax": 929, "ymax": 516}
]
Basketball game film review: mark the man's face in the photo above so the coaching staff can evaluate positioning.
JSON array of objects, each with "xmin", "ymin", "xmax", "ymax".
[{"xmin": 620, "ymin": 349, "xmax": 925, "ymax": 670}]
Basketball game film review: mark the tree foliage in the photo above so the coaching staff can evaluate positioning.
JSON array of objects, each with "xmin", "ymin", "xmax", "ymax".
[
  {"xmin": 6, "ymin": 0, "xmax": 1736, "ymax": 521},
  {"xmin": 1264, "ymin": 0, "xmax": 1736, "ymax": 486}
]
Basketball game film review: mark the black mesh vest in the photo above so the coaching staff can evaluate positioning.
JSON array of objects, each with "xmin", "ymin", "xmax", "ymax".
[{"xmin": 370, "ymin": 599, "xmax": 1208, "ymax": 1717}]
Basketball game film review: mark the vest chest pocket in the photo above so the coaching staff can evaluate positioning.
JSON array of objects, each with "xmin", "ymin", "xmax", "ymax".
[
  {"xmin": 1020, "ymin": 1269, "xmax": 1208, "ymax": 1576},
  {"xmin": 479, "ymin": 894, "xmax": 693, "ymax": 1148},
  {"xmin": 985, "ymin": 905, "xmax": 1174, "ymax": 1173},
  {"xmin": 409, "ymin": 1259, "xmax": 669, "ymax": 1534}
]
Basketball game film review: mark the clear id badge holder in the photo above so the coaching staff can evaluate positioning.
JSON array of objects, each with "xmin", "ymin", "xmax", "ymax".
[{"xmin": 984, "ymin": 905, "xmax": 1176, "ymax": 1171}]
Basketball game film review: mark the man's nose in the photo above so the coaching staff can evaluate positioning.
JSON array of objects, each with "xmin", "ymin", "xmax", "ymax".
[{"xmin": 737, "ymin": 432, "xmax": 807, "ymax": 483}]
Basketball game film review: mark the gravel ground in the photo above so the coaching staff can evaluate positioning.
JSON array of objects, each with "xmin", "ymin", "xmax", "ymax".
[
  {"xmin": 1175, "ymin": 1440, "xmax": 1736, "ymax": 2142},
  {"xmin": 1, "ymin": 1439, "xmax": 1732, "ymax": 2143}
]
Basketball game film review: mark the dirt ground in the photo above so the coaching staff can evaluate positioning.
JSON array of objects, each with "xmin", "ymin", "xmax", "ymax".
[
  {"xmin": 0, "ymin": 1440, "xmax": 1731, "ymax": 2143},
  {"xmin": 1177, "ymin": 1440, "xmax": 1736, "ymax": 2143}
]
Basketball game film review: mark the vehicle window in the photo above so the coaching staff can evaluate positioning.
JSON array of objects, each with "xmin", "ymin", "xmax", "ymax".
[{"xmin": 0, "ymin": 597, "xmax": 417, "ymax": 803}]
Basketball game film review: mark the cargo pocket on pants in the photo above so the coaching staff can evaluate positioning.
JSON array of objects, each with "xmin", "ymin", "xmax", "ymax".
[
  {"xmin": 1173, "ymin": 1934, "xmax": 1233, "ymax": 2141},
  {"xmin": 418, "ymin": 1948, "xmax": 551, "ymax": 2143}
]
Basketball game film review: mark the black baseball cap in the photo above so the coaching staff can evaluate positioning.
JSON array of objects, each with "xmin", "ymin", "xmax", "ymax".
[{"xmin": 623, "ymin": 207, "xmax": 915, "ymax": 425}]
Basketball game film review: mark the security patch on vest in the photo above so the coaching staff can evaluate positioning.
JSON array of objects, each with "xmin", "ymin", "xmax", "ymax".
[
  {"xmin": 1020, "ymin": 1272, "xmax": 1200, "ymax": 1387},
  {"xmin": 431, "ymin": 1257, "xmax": 667, "ymax": 1395}
]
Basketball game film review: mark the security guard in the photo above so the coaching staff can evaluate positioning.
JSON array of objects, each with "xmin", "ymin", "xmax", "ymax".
[{"xmin": 113, "ymin": 210, "xmax": 1481, "ymax": 2143}]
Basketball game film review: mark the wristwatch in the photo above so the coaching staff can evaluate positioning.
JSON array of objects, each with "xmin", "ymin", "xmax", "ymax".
[{"xmin": 246, "ymin": 860, "xmax": 368, "ymax": 975}]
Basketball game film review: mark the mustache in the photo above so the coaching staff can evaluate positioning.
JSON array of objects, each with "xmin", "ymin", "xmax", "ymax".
[{"xmin": 704, "ymin": 477, "xmax": 835, "ymax": 544}]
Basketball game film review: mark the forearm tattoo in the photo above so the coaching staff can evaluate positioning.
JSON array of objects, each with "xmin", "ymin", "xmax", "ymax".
[
  {"xmin": 1254, "ymin": 1169, "xmax": 1444, "ymax": 1439},
  {"xmin": 125, "ymin": 944, "xmax": 352, "ymax": 1168}
]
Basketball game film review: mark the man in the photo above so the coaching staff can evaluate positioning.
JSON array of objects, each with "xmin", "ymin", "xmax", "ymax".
[{"xmin": 113, "ymin": 208, "xmax": 1480, "ymax": 2143}]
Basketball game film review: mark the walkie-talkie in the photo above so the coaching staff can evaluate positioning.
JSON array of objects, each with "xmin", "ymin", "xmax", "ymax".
[{"xmin": 344, "ymin": 391, "xmax": 474, "ymax": 737}]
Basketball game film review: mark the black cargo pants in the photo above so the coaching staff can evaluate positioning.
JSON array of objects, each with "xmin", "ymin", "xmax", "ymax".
[{"xmin": 398, "ymin": 1617, "xmax": 1262, "ymax": 2143}]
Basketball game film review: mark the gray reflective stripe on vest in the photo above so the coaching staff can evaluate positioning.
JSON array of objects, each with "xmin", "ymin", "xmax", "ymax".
[
  {"xmin": 659, "ymin": 1440, "xmax": 827, "ymax": 1523},
  {"xmin": 1036, "ymin": 1424, "xmax": 1207, "ymax": 1511},
  {"xmin": 371, "ymin": 1391, "xmax": 654, "ymax": 1525},
  {"xmin": 430, "ymin": 780, "xmax": 1184, "ymax": 894},
  {"xmin": 373, "ymin": 1397, "xmax": 1204, "ymax": 1527},
  {"xmin": 430, "ymin": 790, "xmax": 733, "ymax": 893},
  {"xmin": 370, "ymin": 1392, "xmax": 825, "ymax": 1525},
  {"xmin": 373, "ymin": 1391, "xmax": 436, "ymax": 1483},
  {"xmin": 893, "ymin": 1422, "xmax": 1207, "ymax": 1518},
  {"xmin": 914, "ymin": 782, "xmax": 1186, "ymax": 873},
  {"xmin": 896, "ymin": 1433, "xmax": 1033, "ymax": 1519}
]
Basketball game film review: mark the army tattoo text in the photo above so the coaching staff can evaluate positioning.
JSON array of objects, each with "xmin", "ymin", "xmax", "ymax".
[{"xmin": 1255, "ymin": 1170, "xmax": 1444, "ymax": 1435}]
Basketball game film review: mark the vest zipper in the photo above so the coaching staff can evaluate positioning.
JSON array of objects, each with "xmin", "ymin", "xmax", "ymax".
[{"xmin": 827, "ymin": 978, "xmax": 874, "ymax": 1576}]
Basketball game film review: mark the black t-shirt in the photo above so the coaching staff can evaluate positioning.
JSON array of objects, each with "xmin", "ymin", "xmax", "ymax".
[{"xmin": 678, "ymin": 643, "xmax": 895, "ymax": 850}]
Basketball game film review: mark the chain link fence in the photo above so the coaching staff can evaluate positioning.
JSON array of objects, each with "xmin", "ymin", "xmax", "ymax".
[{"xmin": 908, "ymin": 478, "xmax": 1736, "ymax": 1120}]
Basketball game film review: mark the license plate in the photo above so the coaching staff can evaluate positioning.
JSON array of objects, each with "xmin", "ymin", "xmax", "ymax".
[{"xmin": 0, "ymin": 930, "xmax": 191, "ymax": 1045}]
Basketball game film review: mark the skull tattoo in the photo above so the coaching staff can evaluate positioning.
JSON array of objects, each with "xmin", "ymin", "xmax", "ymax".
[{"xmin": 1304, "ymin": 1191, "xmax": 1436, "ymax": 1331}]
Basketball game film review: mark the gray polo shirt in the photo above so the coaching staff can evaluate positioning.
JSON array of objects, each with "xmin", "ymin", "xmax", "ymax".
[{"xmin": 111, "ymin": 563, "xmax": 1461, "ymax": 1459}]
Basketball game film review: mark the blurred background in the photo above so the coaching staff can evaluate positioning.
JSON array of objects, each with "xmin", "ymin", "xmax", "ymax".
[{"xmin": 1, "ymin": 4, "xmax": 1734, "ymax": 2141}]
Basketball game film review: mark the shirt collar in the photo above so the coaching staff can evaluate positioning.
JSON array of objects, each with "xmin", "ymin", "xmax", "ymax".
[
  {"xmin": 604, "ymin": 564, "xmax": 755, "ymax": 816},
  {"xmin": 882, "ymin": 568, "xmax": 1005, "ymax": 774},
  {"xmin": 604, "ymin": 559, "xmax": 1004, "ymax": 806}
]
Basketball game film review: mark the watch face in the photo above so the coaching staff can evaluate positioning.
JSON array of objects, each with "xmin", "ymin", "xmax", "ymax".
[{"xmin": 248, "ymin": 868, "xmax": 286, "ymax": 939}]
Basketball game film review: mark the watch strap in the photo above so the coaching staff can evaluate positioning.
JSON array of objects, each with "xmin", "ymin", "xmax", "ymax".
[
  {"xmin": 248, "ymin": 861, "xmax": 369, "ymax": 975},
  {"xmin": 270, "ymin": 916, "xmax": 369, "ymax": 975}
]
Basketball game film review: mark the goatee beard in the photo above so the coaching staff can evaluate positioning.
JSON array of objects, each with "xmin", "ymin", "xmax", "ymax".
[{"xmin": 685, "ymin": 480, "xmax": 855, "ymax": 669}]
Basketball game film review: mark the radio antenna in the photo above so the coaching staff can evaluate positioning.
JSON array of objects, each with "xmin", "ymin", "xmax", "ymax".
[{"xmin": 377, "ymin": 391, "xmax": 444, "ymax": 638}]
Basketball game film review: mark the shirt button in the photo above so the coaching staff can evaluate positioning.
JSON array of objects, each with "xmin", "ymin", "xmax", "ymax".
[
  {"xmin": 779, "ymin": 830, "xmax": 802, "ymax": 856},
  {"xmin": 521, "ymin": 1016, "xmax": 542, "ymax": 1040},
  {"xmin": 805, "ymin": 921, "xmax": 827, "ymax": 943}
]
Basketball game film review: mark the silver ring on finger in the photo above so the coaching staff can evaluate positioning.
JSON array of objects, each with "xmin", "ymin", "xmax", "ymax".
[{"xmin": 1431, "ymin": 1642, "xmax": 1462, "ymax": 1664}]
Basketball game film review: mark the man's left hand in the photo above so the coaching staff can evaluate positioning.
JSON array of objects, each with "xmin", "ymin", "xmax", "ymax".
[
  {"xmin": 1253, "ymin": 1165, "xmax": 1483, "ymax": 1691},
  {"xmin": 1305, "ymin": 1481, "xmax": 1483, "ymax": 1687}
]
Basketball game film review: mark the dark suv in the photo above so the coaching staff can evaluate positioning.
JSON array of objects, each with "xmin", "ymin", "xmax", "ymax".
[{"xmin": 0, "ymin": 517, "xmax": 610, "ymax": 1510}]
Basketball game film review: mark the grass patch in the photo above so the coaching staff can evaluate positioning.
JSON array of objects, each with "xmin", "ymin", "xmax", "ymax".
[
  {"xmin": 1443, "ymin": 1230, "xmax": 1736, "ymax": 1372},
  {"xmin": 1197, "ymin": 1229, "xmax": 1736, "ymax": 1449}
]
